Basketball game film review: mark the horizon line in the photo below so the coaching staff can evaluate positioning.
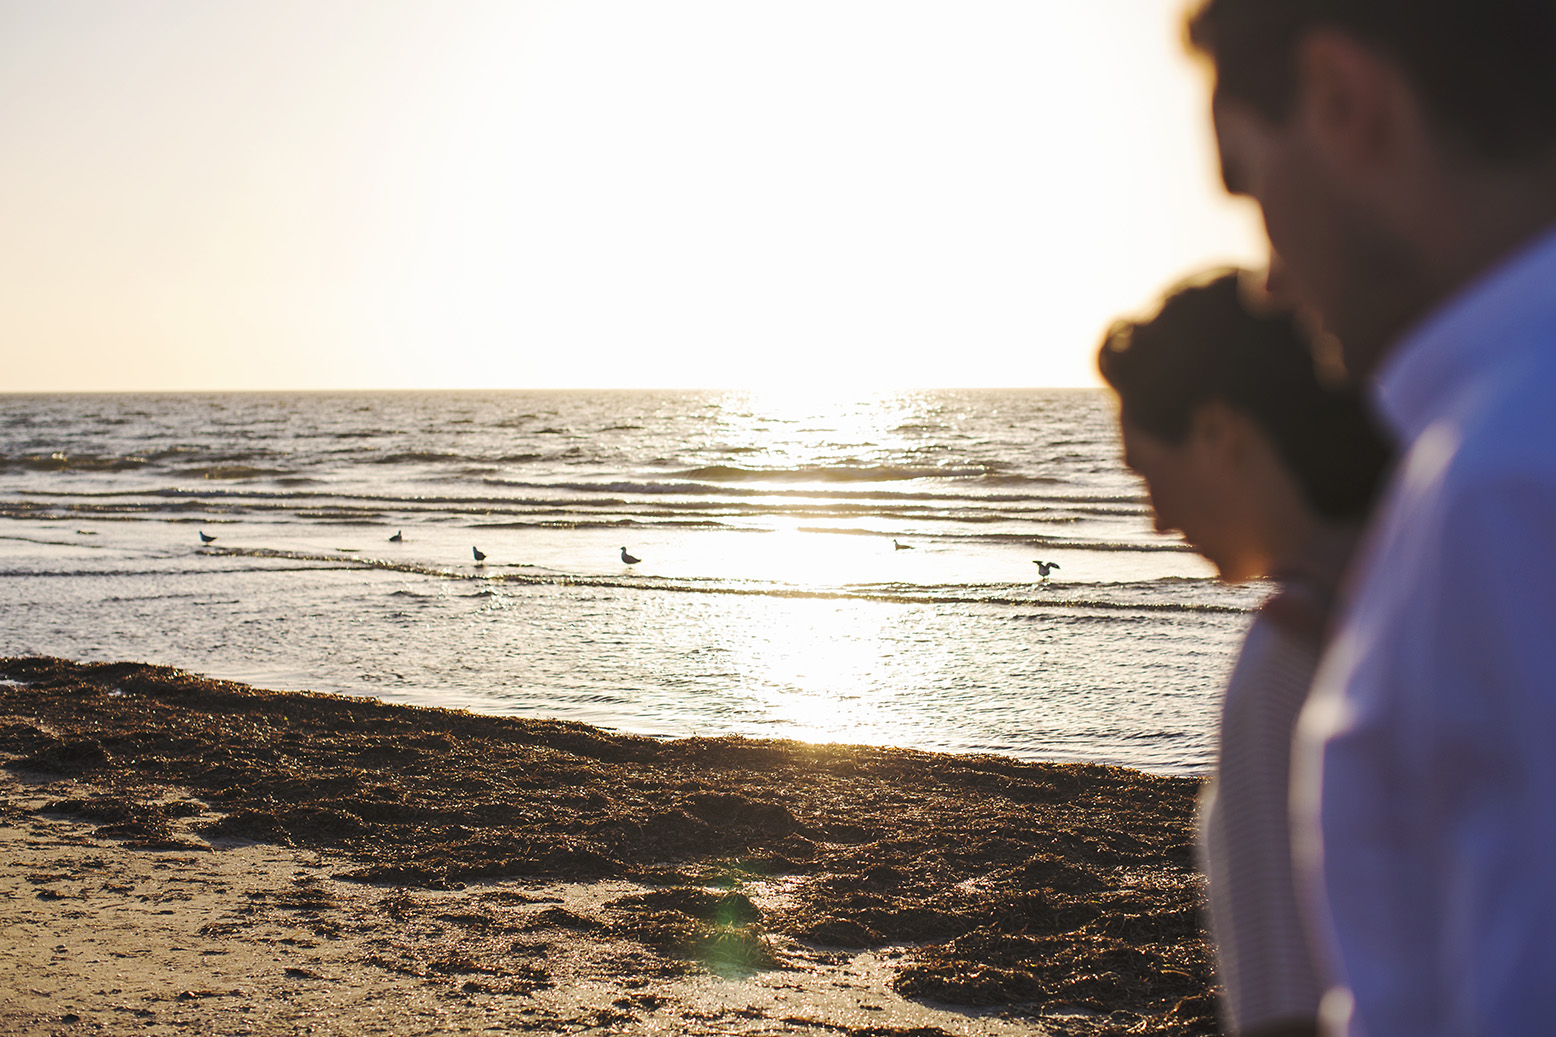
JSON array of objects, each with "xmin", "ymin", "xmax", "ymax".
[{"xmin": 1, "ymin": 384, "xmax": 1107, "ymax": 396}]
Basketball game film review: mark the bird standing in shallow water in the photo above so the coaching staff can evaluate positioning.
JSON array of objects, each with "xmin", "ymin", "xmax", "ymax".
[
  {"xmin": 620, "ymin": 547, "xmax": 640, "ymax": 564},
  {"xmin": 198, "ymin": 531, "xmax": 217, "ymax": 544},
  {"xmin": 472, "ymin": 546, "xmax": 486, "ymax": 564},
  {"xmin": 389, "ymin": 531, "xmax": 402, "ymax": 542},
  {"xmin": 893, "ymin": 539, "xmax": 914, "ymax": 550},
  {"xmin": 1033, "ymin": 560, "xmax": 1060, "ymax": 578}
]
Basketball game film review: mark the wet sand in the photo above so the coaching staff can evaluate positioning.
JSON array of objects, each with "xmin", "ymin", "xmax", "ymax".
[{"xmin": 0, "ymin": 657, "xmax": 1217, "ymax": 1036}]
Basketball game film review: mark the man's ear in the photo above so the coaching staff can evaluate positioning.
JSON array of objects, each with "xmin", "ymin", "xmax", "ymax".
[{"xmin": 1293, "ymin": 29, "xmax": 1410, "ymax": 183}]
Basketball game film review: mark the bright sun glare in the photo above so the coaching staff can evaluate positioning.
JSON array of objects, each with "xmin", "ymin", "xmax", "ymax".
[{"xmin": 0, "ymin": 1, "xmax": 1263, "ymax": 392}]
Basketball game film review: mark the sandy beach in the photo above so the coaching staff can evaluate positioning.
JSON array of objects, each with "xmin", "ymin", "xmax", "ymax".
[{"xmin": 0, "ymin": 657, "xmax": 1216, "ymax": 1036}]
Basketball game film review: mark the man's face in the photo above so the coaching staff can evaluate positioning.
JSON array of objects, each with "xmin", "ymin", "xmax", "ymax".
[{"xmin": 1213, "ymin": 95, "xmax": 1411, "ymax": 379}]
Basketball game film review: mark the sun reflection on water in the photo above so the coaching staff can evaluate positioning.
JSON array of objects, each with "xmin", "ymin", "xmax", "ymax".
[
  {"xmin": 696, "ymin": 391, "xmax": 968, "ymax": 747},
  {"xmin": 713, "ymin": 389, "xmax": 935, "ymax": 471},
  {"xmin": 740, "ymin": 609, "xmax": 878, "ymax": 742},
  {"xmin": 714, "ymin": 596, "xmax": 950, "ymax": 749}
]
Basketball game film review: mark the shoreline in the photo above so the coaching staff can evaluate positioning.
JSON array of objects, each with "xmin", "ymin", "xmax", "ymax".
[{"xmin": 0, "ymin": 656, "xmax": 1217, "ymax": 1036}]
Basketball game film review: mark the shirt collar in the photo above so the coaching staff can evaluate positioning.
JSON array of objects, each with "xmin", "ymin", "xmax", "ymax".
[{"xmin": 1374, "ymin": 223, "xmax": 1556, "ymax": 443}]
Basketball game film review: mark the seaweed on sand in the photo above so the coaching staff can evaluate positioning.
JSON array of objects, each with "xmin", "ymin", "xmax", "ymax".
[{"xmin": 0, "ymin": 655, "xmax": 1216, "ymax": 1035}]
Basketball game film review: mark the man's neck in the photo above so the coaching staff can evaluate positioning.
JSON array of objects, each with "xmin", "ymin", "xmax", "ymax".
[
  {"xmin": 1415, "ymin": 155, "xmax": 1556, "ymax": 328},
  {"xmin": 1361, "ymin": 157, "xmax": 1556, "ymax": 381}
]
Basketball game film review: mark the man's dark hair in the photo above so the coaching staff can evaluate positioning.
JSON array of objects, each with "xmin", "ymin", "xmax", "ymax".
[
  {"xmin": 1098, "ymin": 271, "xmax": 1392, "ymax": 521},
  {"xmin": 1187, "ymin": 0, "xmax": 1556, "ymax": 161}
]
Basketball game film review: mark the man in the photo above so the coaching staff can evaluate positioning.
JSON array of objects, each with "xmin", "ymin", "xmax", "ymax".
[{"xmin": 1185, "ymin": 2, "xmax": 1556, "ymax": 1035}]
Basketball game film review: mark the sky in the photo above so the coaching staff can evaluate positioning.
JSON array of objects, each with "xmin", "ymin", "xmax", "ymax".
[{"xmin": 0, "ymin": 1, "xmax": 1265, "ymax": 393}]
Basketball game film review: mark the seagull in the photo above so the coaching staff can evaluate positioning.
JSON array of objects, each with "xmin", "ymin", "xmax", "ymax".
[
  {"xmin": 620, "ymin": 547, "xmax": 640, "ymax": 565},
  {"xmin": 388, "ymin": 531, "xmax": 403, "ymax": 542},
  {"xmin": 1033, "ymin": 560, "xmax": 1061, "ymax": 578},
  {"xmin": 199, "ymin": 531, "xmax": 217, "ymax": 544},
  {"xmin": 893, "ymin": 539, "xmax": 914, "ymax": 550},
  {"xmin": 472, "ymin": 546, "xmax": 486, "ymax": 564}
]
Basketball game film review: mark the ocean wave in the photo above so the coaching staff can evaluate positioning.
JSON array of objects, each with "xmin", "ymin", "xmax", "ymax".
[
  {"xmin": 12, "ymin": 470, "xmax": 1146, "ymax": 508},
  {"xmin": 143, "ymin": 446, "xmax": 267, "ymax": 464},
  {"xmin": 0, "ymin": 564, "xmax": 360, "ymax": 578},
  {"xmin": 367, "ymin": 451, "xmax": 471, "ymax": 465},
  {"xmin": 0, "ymin": 532, "xmax": 105, "ymax": 549},
  {"xmin": 943, "ymin": 532, "xmax": 1195, "ymax": 553},
  {"xmin": 175, "ymin": 465, "xmax": 297, "ymax": 480},
  {"xmin": 671, "ymin": 463, "xmax": 1019, "ymax": 483},
  {"xmin": 1025, "ymin": 539, "xmax": 1195, "ymax": 553},
  {"xmin": 473, "ymin": 519, "xmax": 728, "ymax": 531},
  {"xmin": 365, "ymin": 449, "xmax": 551, "ymax": 467},
  {"xmin": 788, "ymin": 524, "xmax": 1080, "ymax": 542},
  {"xmin": 296, "ymin": 511, "xmax": 388, "ymax": 524},
  {"xmin": 194, "ymin": 546, "xmax": 1246, "ymax": 613},
  {"xmin": 485, "ymin": 477, "xmax": 1142, "ymax": 507},
  {"xmin": 1, "ymin": 452, "xmax": 149, "ymax": 472},
  {"xmin": 0, "ymin": 494, "xmax": 1157, "ymax": 542},
  {"xmin": 775, "ymin": 528, "xmax": 1188, "ymax": 552}
]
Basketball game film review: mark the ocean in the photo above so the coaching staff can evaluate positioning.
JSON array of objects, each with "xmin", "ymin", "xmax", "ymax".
[{"xmin": 0, "ymin": 389, "xmax": 1262, "ymax": 774}]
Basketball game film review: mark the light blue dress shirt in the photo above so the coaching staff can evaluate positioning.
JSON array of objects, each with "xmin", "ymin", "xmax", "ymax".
[{"xmin": 1297, "ymin": 224, "xmax": 1556, "ymax": 1037}]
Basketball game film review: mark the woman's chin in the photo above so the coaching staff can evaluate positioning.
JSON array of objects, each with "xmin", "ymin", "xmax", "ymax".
[
  {"xmin": 1213, "ymin": 560, "xmax": 1263, "ymax": 585},
  {"xmin": 1212, "ymin": 557, "xmax": 1265, "ymax": 584}
]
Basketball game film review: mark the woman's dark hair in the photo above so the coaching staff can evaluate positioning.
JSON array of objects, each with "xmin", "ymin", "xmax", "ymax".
[{"xmin": 1098, "ymin": 270, "xmax": 1392, "ymax": 521}]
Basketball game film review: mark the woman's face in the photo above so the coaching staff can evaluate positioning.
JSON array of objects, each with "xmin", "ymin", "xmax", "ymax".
[{"xmin": 1120, "ymin": 412, "xmax": 1267, "ymax": 582}]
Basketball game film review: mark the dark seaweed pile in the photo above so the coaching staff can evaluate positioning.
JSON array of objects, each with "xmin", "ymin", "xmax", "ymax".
[{"xmin": 0, "ymin": 656, "xmax": 1216, "ymax": 1036}]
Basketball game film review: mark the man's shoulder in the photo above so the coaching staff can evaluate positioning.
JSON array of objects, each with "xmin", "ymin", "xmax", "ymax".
[
  {"xmin": 1349, "ymin": 344, "xmax": 1556, "ymax": 622},
  {"xmin": 1425, "ymin": 340, "xmax": 1556, "ymax": 497}
]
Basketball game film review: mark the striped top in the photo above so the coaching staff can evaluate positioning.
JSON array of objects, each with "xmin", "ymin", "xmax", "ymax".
[{"xmin": 1200, "ymin": 613, "xmax": 1325, "ymax": 1033}]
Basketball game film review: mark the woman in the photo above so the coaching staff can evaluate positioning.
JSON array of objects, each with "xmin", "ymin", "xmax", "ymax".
[{"xmin": 1098, "ymin": 270, "xmax": 1391, "ymax": 1037}]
